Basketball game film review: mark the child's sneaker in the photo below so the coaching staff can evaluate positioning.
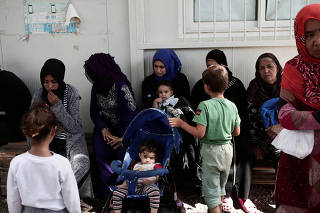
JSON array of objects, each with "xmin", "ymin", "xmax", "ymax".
[
  {"xmin": 239, "ymin": 198, "xmax": 262, "ymax": 213},
  {"xmin": 222, "ymin": 197, "xmax": 235, "ymax": 212}
]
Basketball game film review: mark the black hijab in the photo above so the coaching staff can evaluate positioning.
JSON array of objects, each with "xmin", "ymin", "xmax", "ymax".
[
  {"xmin": 40, "ymin": 58, "xmax": 66, "ymax": 105},
  {"xmin": 206, "ymin": 49, "xmax": 233, "ymax": 78}
]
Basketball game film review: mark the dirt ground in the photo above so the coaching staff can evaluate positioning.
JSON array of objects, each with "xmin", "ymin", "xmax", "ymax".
[{"xmin": 0, "ymin": 184, "xmax": 275, "ymax": 213}]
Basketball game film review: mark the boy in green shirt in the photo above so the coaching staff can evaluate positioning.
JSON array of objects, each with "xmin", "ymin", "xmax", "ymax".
[{"xmin": 169, "ymin": 64, "xmax": 240, "ymax": 213}]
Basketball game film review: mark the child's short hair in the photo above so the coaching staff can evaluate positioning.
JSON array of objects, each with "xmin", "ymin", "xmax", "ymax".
[
  {"xmin": 202, "ymin": 64, "xmax": 229, "ymax": 93},
  {"xmin": 21, "ymin": 103, "xmax": 59, "ymax": 143},
  {"xmin": 157, "ymin": 80, "xmax": 173, "ymax": 91},
  {"xmin": 139, "ymin": 139, "xmax": 159, "ymax": 158}
]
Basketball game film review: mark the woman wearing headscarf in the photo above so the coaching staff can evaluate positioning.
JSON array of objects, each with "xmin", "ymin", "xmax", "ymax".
[
  {"xmin": 247, "ymin": 53, "xmax": 283, "ymax": 166},
  {"xmin": 29, "ymin": 58, "xmax": 93, "ymax": 199},
  {"xmin": 142, "ymin": 48, "xmax": 190, "ymax": 109},
  {"xmin": 84, "ymin": 53, "xmax": 138, "ymax": 198},
  {"xmin": 191, "ymin": 49, "xmax": 255, "ymax": 213},
  {"xmin": 274, "ymin": 4, "xmax": 320, "ymax": 212}
]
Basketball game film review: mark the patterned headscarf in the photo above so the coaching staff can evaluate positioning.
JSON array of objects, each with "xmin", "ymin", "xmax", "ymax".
[
  {"xmin": 286, "ymin": 4, "xmax": 320, "ymax": 105},
  {"xmin": 40, "ymin": 58, "xmax": 66, "ymax": 105},
  {"xmin": 84, "ymin": 53, "xmax": 133, "ymax": 95},
  {"xmin": 206, "ymin": 49, "xmax": 233, "ymax": 78},
  {"xmin": 247, "ymin": 53, "xmax": 282, "ymax": 107},
  {"xmin": 152, "ymin": 49, "xmax": 182, "ymax": 82}
]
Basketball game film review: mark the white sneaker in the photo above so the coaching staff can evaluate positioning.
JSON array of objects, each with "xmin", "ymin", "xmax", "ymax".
[{"xmin": 222, "ymin": 197, "xmax": 235, "ymax": 212}]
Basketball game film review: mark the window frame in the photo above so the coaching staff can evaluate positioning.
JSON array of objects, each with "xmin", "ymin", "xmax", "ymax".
[{"xmin": 179, "ymin": 0, "xmax": 296, "ymax": 39}]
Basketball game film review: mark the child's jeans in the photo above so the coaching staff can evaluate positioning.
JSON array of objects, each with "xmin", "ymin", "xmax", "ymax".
[{"xmin": 201, "ymin": 142, "xmax": 233, "ymax": 209}]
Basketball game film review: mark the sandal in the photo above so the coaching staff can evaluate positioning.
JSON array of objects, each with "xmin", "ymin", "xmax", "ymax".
[
  {"xmin": 239, "ymin": 198, "xmax": 262, "ymax": 213},
  {"xmin": 222, "ymin": 197, "xmax": 235, "ymax": 212}
]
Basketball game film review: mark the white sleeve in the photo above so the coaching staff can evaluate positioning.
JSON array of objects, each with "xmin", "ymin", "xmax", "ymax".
[
  {"xmin": 61, "ymin": 161, "xmax": 81, "ymax": 213},
  {"xmin": 7, "ymin": 163, "xmax": 22, "ymax": 213}
]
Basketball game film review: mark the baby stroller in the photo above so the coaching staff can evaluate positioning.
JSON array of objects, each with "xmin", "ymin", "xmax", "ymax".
[{"xmin": 101, "ymin": 108, "xmax": 183, "ymax": 213}]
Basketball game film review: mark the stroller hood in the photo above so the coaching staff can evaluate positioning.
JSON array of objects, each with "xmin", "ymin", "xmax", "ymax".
[{"xmin": 122, "ymin": 108, "xmax": 182, "ymax": 167}]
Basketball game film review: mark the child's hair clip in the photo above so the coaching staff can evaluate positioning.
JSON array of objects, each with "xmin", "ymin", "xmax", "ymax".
[
  {"xmin": 31, "ymin": 132, "xmax": 40, "ymax": 137},
  {"xmin": 43, "ymin": 102, "xmax": 50, "ymax": 108}
]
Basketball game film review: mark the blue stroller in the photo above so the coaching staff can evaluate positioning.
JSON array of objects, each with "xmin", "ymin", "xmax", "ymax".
[{"xmin": 101, "ymin": 108, "xmax": 182, "ymax": 213}]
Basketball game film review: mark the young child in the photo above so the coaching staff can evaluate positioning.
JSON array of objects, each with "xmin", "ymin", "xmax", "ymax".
[
  {"xmin": 152, "ymin": 80, "xmax": 201, "ymax": 184},
  {"xmin": 6, "ymin": 104, "xmax": 81, "ymax": 213},
  {"xmin": 112, "ymin": 139, "xmax": 162, "ymax": 213},
  {"xmin": 169, "ymin": 65, "xmax": 240, "ymax": 213}
]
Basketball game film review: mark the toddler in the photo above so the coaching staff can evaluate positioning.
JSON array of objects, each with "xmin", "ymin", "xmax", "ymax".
[
  {"xmin": 6, "ymin": 104, "xmax": 80, "ymax": 213},
  {"xmin": 112, "ymin": 139, "xmax": 162, "ymax": 213},
  {"xmin": 169, "ymin": 65, "xmax": 240, "ymax": 213}
]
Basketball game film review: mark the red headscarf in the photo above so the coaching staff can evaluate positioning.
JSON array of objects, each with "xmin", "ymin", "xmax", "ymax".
[{"xmin": 282, "ymin": 4, "xmax": 320, "ymax": 109}]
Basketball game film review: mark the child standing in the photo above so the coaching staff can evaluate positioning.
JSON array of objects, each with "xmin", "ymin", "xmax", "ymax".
[
  {"xmin": 112, "ymin": 139, "xmax": 162, "ymax": 213},
  {"xmin": 169, "ymin": 65, "xmax": 240, "ymax": 213},
  {"xmin": 7, "ymin": 104, "xmax": 80, "ymax": 213}
]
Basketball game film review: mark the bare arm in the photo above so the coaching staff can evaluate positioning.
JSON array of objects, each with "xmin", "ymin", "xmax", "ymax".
[
  {"xmin": 169, "ymin": 117, "xmax": 206, "ymax": 138},
  {"xmin": 232, "ymin": 126, "xmax": 240, "ymax": 136}
]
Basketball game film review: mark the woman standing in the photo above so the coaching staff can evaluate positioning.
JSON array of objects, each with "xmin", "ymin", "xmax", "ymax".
[
  {"xmin": 84, "ymin": 53, "xmax": 138, "ymax": 198},
  {"xmin": 142, "ymin": 49, "xmax": 190, "ymax": 108},
  {"xmin": 247, "ymin": 53, "xmax": 283, "ymax": 166},
  {"xmin": 29, "ymin": 58, "xmax": 93, "ymax": 199},
  {"xmin": 274, "ymin": 4, "xmax": 320, "ymax": 212}
]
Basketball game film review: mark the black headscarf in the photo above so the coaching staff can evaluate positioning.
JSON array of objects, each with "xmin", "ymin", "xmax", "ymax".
[
  {"xmin": 40, "ymin": 58, "xmax": 66, "ymax": 105},
  {"xmin": 247, "ymin": 53, "xmax": 283, "ymax": 107},
  {"xmin": 206, "ymin": 49, "xmax": 233, "ymax": 78}
]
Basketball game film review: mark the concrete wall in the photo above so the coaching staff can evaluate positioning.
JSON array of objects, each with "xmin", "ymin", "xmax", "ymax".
[
  {"xmin": 0, "ymin": 0, "xmax": 299, "ymax": 133},
  {"xmin": 0, "ymin": 0, "xmax": 130, "ymax": 133}
]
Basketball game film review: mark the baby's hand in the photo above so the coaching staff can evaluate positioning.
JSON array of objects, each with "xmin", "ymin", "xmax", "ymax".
[{"xmin": 152, "ymin": 97, "xmax": 163, "ymax": 108}]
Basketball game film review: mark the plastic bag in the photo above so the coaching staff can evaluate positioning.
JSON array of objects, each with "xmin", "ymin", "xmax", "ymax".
[{"xmin": 271, "ymin": 129, "xmax": 314, "ymax": 159}]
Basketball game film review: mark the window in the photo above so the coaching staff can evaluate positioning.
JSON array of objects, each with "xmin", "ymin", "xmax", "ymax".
[{"xmin": 179, "ymin": 0, "xmax": 320, "ymax": 41}]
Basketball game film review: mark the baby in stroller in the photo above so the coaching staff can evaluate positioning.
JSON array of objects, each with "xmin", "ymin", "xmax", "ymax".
[
  {"xmin": 112, "ymin": 139, "xmax": 162, "ymax": 213},
  {"xmin": 101, "ymin": 108, "xmax": 182, "ymax": 213}
]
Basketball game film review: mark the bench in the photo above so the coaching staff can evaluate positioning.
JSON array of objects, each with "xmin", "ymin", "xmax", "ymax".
[{"xmin": 251, "ymin": 159, "xmax": 276, "ymax": 185}]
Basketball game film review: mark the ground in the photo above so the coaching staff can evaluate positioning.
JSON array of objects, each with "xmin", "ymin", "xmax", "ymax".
[{"xmin": 0, "ymin": 184, "xmax": 276, "ymax": 213}]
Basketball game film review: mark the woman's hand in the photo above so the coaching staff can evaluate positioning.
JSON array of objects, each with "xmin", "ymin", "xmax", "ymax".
[
  {"xmin": 152, "ymin": 97, "xmax": 162, "ymax": 108},
  {"xmin": 107, "ymin": 137, "xmax": 123, "ymax": 150},
  {"xmin": 266, "ymin": 124, "xmax": 283, "ymax": 141},
  {"xmin": 47, "ymin": 91, "xmax": 60, "ymax": 105},
  {"xmin": 101, "ymin": 128, "xmax": 115, "ymax": 141},
  {"xmin": 168, "ymin": 117, "xmax": 183, "ymax": 128}
]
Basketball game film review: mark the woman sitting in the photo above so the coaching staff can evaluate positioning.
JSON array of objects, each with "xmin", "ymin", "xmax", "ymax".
[
  {"xmin": 142, "ymin": 49, "xmax": 190, "ymax": 109},
  {"xmin": 29, "ymin": 58, "xmax": 93, "ymax": 199},
  {"xmin": 84, "ymin": 53, "xmax": 138, "ymax": 198},
  {"xmin": 247, "ymin": 53, "xmax": 283, "ymax": 168}
]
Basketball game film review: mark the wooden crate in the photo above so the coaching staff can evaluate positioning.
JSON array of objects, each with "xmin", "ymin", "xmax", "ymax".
[{"xmin": 0, "ymin": 141, "xmax": 27, "ymax": 197}]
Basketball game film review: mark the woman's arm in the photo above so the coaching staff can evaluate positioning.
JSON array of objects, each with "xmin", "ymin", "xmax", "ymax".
[
  {"xmin": 50, "ymin": 85, "xmax": 82, "ymax": 134},
  {"xmin": 279, "ymin": 88, "xmax": 320, "ymax": 130}
]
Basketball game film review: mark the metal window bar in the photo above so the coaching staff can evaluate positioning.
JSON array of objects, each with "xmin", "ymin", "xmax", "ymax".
[
  {"xmin": 197, "ymin": 0, "xmax": 200, "ymax": 39},
  {"xmin": 212, "ymin": 0, "xmax": 216, "ymax": 41},
  {"xmin": 229, "ymin": 0, "xmax": 232, "ymax": 40},
  {"xmin": 244, "ymin": 0, "xmax": 247, "ymax": 40},
  {"xmin": 289, "ymin": 0, "xmax": 293, "ymax": 39},
  {"xmin": 273, "ymin": 0, "xmax": 278, "ymax": 40}
]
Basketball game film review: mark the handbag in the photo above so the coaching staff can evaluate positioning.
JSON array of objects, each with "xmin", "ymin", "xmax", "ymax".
[{"xmin": 271, "ymin": 129, "xmax": 314, "ymax": 159}]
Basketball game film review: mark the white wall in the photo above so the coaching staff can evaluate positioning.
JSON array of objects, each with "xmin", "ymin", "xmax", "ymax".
[
  {"xmin": 0, "ymin": 0, "xmax": 299, "ymax": 133},
  {"xmin": 0, "ymin": 0, "xmax": 130, "ymax": 133}
]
